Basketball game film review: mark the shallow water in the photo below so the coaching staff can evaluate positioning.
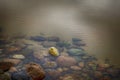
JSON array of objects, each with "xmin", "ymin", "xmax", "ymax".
[{"xmin": 0, "ymin": 0, "xmax": 120, "ymax": 80}]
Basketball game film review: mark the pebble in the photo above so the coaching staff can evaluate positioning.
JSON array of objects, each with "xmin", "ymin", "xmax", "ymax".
[
  {"xmin": 70, "ymin": 66, "xmax": 81, "ymax": 70},
  {"xmin": 56, "ymin": 56, "xmax": 77, "ymax": 67},
  {"xmin": 67, "ymin": 48, "xmax": 86, "ymax": 56},
  {"xmin": 47, "ymin": 36, "xmax": 60, "ymax": 42},
  {"xmin": 12, "ymin": 54, "xmax": 25, "ymax": 59},
  {"xmin": 78, "ymin": 62, "xmax": 84, "ymax": 68}
]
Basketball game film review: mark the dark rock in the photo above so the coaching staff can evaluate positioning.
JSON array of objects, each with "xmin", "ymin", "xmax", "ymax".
[
  {"xmin": 72, "ymin": 41, "xmax": 86, "ymax": 46},
  {"xmin": 47, "ymin": 36, "xmax": 60, "ymax": 42},
  {"xmin": 30, "ymin": 36, "xmax": 46, "ymax": 41},
  {"xmin": 56, "ymin": 41, "xmax": 71, "ymax": 48},
  {"xmin": 0, "ymin": 62, "xmax": 14, "ymax": 72},
  {"xmin": 67, "ymin": 48, "xmax": 86, "ymax": 56},
  {"xmin": 42, "ymin": 41, "xmax": 56, "ymax": 47},
  {"xmin": 72, "ymin": 38, "xmax": 82, "ymax": 42},
  {"xmin": 0, "ymin": 72, "xmax": 11, "ymax": 80},
  {"xmin": 11, "ymin": 70, "xmax": 30, "ymax": 80}
]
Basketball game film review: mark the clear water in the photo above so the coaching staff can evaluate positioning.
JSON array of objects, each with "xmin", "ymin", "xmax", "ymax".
[{"xmin": 0, "ymin": 0, "xmax": 120, "ymax": 80}]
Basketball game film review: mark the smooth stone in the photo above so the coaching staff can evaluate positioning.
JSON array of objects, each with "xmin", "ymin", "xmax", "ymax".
[
  {"xmin": 43, "ymin": 61, "xmax": 57, "ymax": 68},
  {"xmin": 2, "ymin": 59, "xmax": 21, "ymax": 65},
  {"xmin": 57, "ymin": 68, "xmax": 63, "ymax": 72},
  {"xmin": 56, "ymin": 41, "xmax": 71, "ymax": 48},
  {"xmin": 12, "ymin": 54, "xmax": 25, "ymax": 59},
  {"xmin": 30, "ymin": 36, "xmax": 46, "ymax": 41},
  {"xmin": 42, "ymin": 41, "xmax": 56, "ymax": 47},
  {"xmin": 70, "ymin": 66, "xmax": 81, "ymax": 70},
  {"xmin": 67, "ymin": 48, "xmax": 86, "ymax": 56},
  {"xmin": 47, "ymin": 36, "xmax": 60, "ymax": 42},
  {"xmin": 11, "ymin": 71, "xmax": 30, "ymax": 80},
  {"xmin": 72, "ymin": 41, "xmax": 86, "ymax": 46},
  {"xmin": 78, "ymin": 62, "xmax": 84, "ymax": 68},
  {"xmin": 72, "ymin": 38, "xmax": 82, "ymax": 42},
  {"xmin": 56, "ymin": 56, "xmax": 77, "ymax": 67}
]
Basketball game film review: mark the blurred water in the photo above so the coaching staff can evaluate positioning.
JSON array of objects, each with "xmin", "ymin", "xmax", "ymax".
[{"xmin": 1, "ymin": 0, "xmax": 120, "ymax": 67}]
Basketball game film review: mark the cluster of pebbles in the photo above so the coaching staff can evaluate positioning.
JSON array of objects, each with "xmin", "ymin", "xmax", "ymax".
[{"xmin": 0, "ymin": 34, "xmax": 120, "ymax": 80}]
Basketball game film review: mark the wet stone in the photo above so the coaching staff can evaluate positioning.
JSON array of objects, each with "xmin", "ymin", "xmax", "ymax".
[
  {"xmin": 47, "ymin": 36, "xmax": 60, "ymax": 42},
  {"xmin": 56, "ymin": 56, "xmax": 77, "ymax": 67},
  {"xmin": 42, "ymin": 41, "xmax": 56, "ymax": 47},
  {"xmin": 43, "ymin": 61, "xmax": 57, "ymax": 68},
  {"xmin": 67, "ymin": 48, "xmax": 86, "ymax": 56},
  {"xmin": 30, "ymin": 36, "xmax": 47, "ymax": 42},
  {"xmin": 56, "ymin": 41, "xmax": 71, "ymax": 48},
  {"xmin": 72, "ymin": 38, "xmax": 82, "ymax": 42}
]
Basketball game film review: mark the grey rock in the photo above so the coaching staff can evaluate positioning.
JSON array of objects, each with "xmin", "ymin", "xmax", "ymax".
[{"xmin": 67, "ymin": 48, "xmax": 86, "ymax": 56}]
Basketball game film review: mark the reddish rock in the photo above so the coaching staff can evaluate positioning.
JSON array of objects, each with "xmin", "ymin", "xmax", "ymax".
[
  {"xmin": 0, "ymin": 62, "xmax": 14, "ymax": 72},
  {"xmin": 56, "ymin": 56, "xmax": 77, "ymax": 67},
  {"xmin": 25, "ymin": 62, "xmax": 45, "ymax": 80}
]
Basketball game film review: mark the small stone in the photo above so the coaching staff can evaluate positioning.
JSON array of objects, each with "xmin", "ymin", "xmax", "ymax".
[
  {"xmin": 3, "ymin": 59, "xmax": 21, "ymax": 65},
  {"xmin": 67, "ymin": 48, "xmax": 86, "ymax": 56},
  {"xmin": 7, "ymin": 46, "xmax": 21, "ymax": 52},
  {"xmin": 63, "ymin": 68, "xmax": 69, "ymax": 71},
  {"xmin": 56, "ymin": 56, "xmax": 77, "ymax": 67},
  {"xmin": 57, "ymin": 68, "xmax": 63, "ymax": 72},
  {"xmin": 0, "ymin": 62, "xmax": 14, "ymax": 72},
  {"xmin": 56, "ymin": 41, "xmax": 71, "ymax": 48},
  {"xmin": 70, "ymin": 66, "xmax": 81, "ymax": 70},
  {"xmin": 12, "ymin": 54, "xmax": 25, "ymax": 59},
  {"xmin": 9, "ymin": 67, "xmax": 17, "ymax": 72},
  {"xmin": 43, "ymin": 61, "xmax": 57, "ymax": 68},
  {"xmin": 42, "ymin": 41, "xmax": 56, "ymax": 47},
  {"xmin": 47, "ymin": 36, "xmax": 60, "ymax": 42},
  {"xmin": 61, "ymin": 52, "xmax": 69, "ymax": 56},
  {"xmin": 47, "ymin": 69, "xmax": 61, "ymax": 78},
  {"xmin": 72, "ymin": 38, "xmax": 81, "ymax": 42},
  {"xmin": 78, "ymin": 62, "xmax": 84, "ymax": 68},
  {"xmin": 94, "ymin": 71, "xmax": 102, "ymax": 78},
  {"xmin": 30, "ymin": 36, "xmax": 46, "ymax": 42}
]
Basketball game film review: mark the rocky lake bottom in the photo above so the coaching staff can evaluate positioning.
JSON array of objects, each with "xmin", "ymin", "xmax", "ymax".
[{"xmin": 0, "ymin": 34, "xmax": 120, "ymax": 80}]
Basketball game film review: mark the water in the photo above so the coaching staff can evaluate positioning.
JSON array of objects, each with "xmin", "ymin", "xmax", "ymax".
[{"xmin": 0, "ymin": 0, "xmax": 120, "ymax": 80}]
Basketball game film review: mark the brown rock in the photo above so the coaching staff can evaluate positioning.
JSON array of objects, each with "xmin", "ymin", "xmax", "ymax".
[
  {"xmin": 9, "ymin": 67, "xmax": 17, "ymax": 72},
  {"xmin": 56, "ymin": 56, "xmax": 77, "ymax": 67},
  {"xmin": 0, "ymin": 62, "xmax": 14, "ymax": 72},
  {"xmin": 70, "ymin": 66, "xmax": 81, "ymax": 70},
  {"xmin": 78, "ymin": 62, "xmax": 84, "ymax": 68},
  {"xmin": 3, "ymin": 59, "xmax": 21, "ymax": 65},
  {"xmin": 25, "ymin": 62, "xmax": 45, "ymax": 80}
]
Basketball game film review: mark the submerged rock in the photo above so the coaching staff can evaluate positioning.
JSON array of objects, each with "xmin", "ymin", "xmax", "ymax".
[
  {"xmin": 42, "ymin": 41, "xmax": 56, "ymax": 47},
  {"xmin": 72, "ymin": 38, "xmax": 82, "ymax": 42},
  {"xmin": 43, "ymin": 61, "xmax": 57, "ymax": 68},
  {"xmin": 0, "ymin": 72, "xmax": 11, "ymax": 80},
  {"xmin": 11, "ymin": 70, "xmax": 30, "ymax": 80},
  {"xmin": 0, "ymin": 62, "xmax": 14, "ymax": 72},
  {"xmin": 70, "ymin": 66, "xmax": 81, "ymax": 70},
  {"xmin": 30, "ymin": 36, "xmax": 46, "ymax": 42},
  {"xmin": 56, "ymin": 41, "xmax": 71, "ymax": 48},
  {"xmin": 47, "ymin": 36, "xmax": 60, "ymax": 42},
  {"xmin": 12, "ymin": 54, "xmax": 25, "ymax": 59},
  {"xmin": 25, "ymin": 62, "xmax": 45, "ymax": 80},
  {"xmin": 56, "ymin": 56, "xmax": 77, "ymax": 67},
  {"xmin": 2, "ymin": 59, "xmax": 21, "ymax": 65},
  {"xmin": 67, "ymin": 48, "xmax": 86, "ymax": 56}
]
